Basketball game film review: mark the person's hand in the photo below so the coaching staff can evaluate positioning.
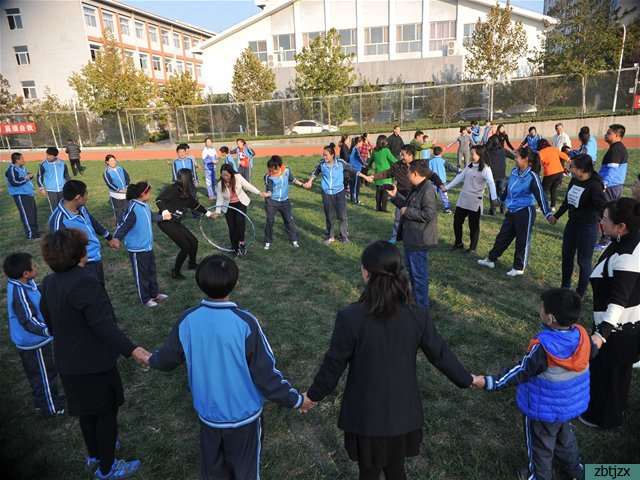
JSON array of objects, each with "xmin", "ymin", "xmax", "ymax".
[
  {"xmin": 399, "ymin": 206, "xmax": 407, "ymax": 215},
  {"xmin": 303, "ymin": 181, "xmax": 312, "ymax": 190},
  {"xmin": 162, "ymin": 213, "xmax": 172, "ymax": 221},
  {"xmin": 40, "ymin": 189, "xmax": 46, "ymax": 197},
  {"xmin": 470, "ymin": 374, "xmax": 486, "ymax": 390},
  {"xmin": 26, "ymin": 173, "xmax": 34, "ymax": 180},
  {"xmin": 491, "ymin": 199, "xmax": 501, "ymax": 208},
  {"xmin": 211, "ymin": 212, "xmax": 219, "ymax": 220},
  {"xmin": 109, "ymin": 238, "xmax": 120, "ymax": 249},
  {"xmin": 386, "ymin": 185, "xmax": 397, "ymax": 197},
  {"xmin": 194, "ymin": 182, "xmax": 199, "ymax": 189},
  {"xmin": 591, "ymin": 334, "xmax": 604, "ymax": 349},
  {"xmin": 131, "ymin": 347, "xmax": 152, "ymax": 367},
  {"xmin": 298, "ymin": 392, "xmax": 318, "ymax": 414},
  {"xmin": 547, "ymin": 216, "xmax": 558, "ymax": 225},
  {"xmin": 363, "ymin": 175, "xmax": 374, "ymax": 183},
  {"xmin": 440, "ymin": 185, "xmax": 447, "ymax": 192}
]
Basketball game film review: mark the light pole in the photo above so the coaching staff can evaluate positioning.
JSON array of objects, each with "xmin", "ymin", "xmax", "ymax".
[{"xmin": 612, "ymin": 22, "xmax": 626, "ymax": 113}]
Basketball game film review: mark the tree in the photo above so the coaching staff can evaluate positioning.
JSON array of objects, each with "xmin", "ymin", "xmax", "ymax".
[
  {"xmin": 159, "ymin": 71, "xmax": 201, "ymax": 107},
  {"xmin": 68, "ymin": 32, "xmax": 155, "ymax": 144},
  {"xmin": 294, "ymin": 28, "xmax": 356, "ymax": 125},
  {"xmin": 464, "ymin": 1, "xmax": 527, "ymax": 119},
  {"xmin": 537, "ymin": 0, "xmax": 630, "ymax": 114},
  {"xmin": 0, "ymin": 74, "xmax": 24, "ymax": 114},
  {"xmin": 231, "ymin": 47, "xmax": 276, "ymax": 136}
]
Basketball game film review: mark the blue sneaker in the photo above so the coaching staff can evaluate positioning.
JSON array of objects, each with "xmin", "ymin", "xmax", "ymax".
[
  {"xmin": 94, "ymin": 459, "xmax": 141, "ymax": 479},
  {"xmin": 86, "ymin": 440, "xmax": 121, "ymax": 471},
  {"xmin": 388, "ymin": 238, "xmax": 397, "ymax": 245}
]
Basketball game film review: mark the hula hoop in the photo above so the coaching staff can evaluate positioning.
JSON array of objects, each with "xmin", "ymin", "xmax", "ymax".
[{"xmin": 199, "ymin": 205, "xmax": 256, "ymax": 253}]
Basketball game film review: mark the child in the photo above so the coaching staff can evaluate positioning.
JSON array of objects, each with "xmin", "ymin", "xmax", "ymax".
[
  {"xmin": 65, "ymin": 137, "xmax": 84, "ymax": 176},
  {"xmin": 149, "ymin": 254, "xmax": 305, "ymax": 480},
  {"xmin": 473, "ymin": 288, "xmax": 596, "ymax": 480},
  {"xmin": 37, "ymin": 146, "xmax": 71, "ymax": 212},
  {"xmin": 304, "ymin": 143, "xmax": 368, "ymax": 244},
  {"xmin": 171, "ymin": 143, "xmax": 199, "ymax": 187},
  {"xmin": 428, "ymin": 146, "xmax": 456, "ymax": 214},
  {"xmin": 470, "ymin": 120, "xmax": 481, "ymax": 144},
  {"xmin": 102, "ymin": 154, "xmax": 130, "ymax": 227},
  {"xmin": 262, "ymin": 155, "xmax": 303, "ymax": 250},
  {"xmin": 114, "ymin": 182, "xmax": 169, "ymax": 307},
  {"xmin": 4, "ymin": 252, "xmax": 65, "ymax": 416},
  {"xmin": 5, "ymin": 152, "xmax": 40, "ymax": 239},
  {"xmin": 446, "ymin": 126, "xmax": 475, "ymax": 170},
  {"xmin": 231, "ymin": 138, "xmax": 255, "ymax": 183},
  {"xmin": 219, "ymin": 146, "xmax": 237, "ymax": 172},
  {"xmin": 201, "ymin": 137, "xmax": 218, "ymax": 200},
  {"xmin": 349, "ymin": 136, "xmax": 367, "ymax": 205}
]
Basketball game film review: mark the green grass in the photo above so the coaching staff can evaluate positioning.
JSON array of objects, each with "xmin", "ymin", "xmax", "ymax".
[{"xmin": 1, "ymin": 150, "xmax": 639, "ymax": 479}]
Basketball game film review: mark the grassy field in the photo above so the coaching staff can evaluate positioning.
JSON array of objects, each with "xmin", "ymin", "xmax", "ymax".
[{"xmin": 1, "ymin": 150, "xmax": 639, "ymax": 479}]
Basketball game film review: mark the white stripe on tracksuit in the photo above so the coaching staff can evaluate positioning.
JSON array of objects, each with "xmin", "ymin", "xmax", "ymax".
[
  {"xmin": 36, "ymin": 348, "xmax": 56, "ymax": 415},
  {"xmin": 15, "ymin": 196, "xmax": 32, "ymax": 238}
]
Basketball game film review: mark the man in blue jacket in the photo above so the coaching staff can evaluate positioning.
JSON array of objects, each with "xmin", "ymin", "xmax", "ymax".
[
  {"xmin": 5, "ymin": 152, "xmax": 39, "ymax": 239},
  {"xmin": 37, "ymin": 146, "xmax": 70, "ymax": 212}
]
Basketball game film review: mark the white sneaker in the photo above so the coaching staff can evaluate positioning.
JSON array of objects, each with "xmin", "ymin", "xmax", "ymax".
[
  {"xmin": 633, "ymin": 360, "xmax": 640, "ymax": 369},
  {"xmin": 154, "ymin": 293, "xmax": 168, "ymax": 301},
  {"xmin": 144, "ymin": 299, "xmax": 158, "ymax": 307},
  {"xmin": 477, "ymin": 258, "xmax": 495, "ymax": 268},
  {"xmin": 506, "ymin": 269, "xmax": 524, "ymax": 277},
  {"xmin": 292, "ymin": 241, "xmax": 299, "ymax": 248},
  {"xmin": 264, "ymin": 243, "xmax": 270, "ymax": 250}
]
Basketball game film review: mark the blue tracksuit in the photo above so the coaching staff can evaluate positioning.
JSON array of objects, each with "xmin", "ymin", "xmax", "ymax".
[
  {"xmin": 471, "ymin": 126, "xmax": 481, "ymax": 144},
  {"xmin": 501, "ymin": 167, "xmax": 551, "ymax": 218},
  {"xmin": 103, "ymin": 166, "xmax": 130, "ymax": 193},
  {"xmin": 6, "ymin": 163, "xmax": 39, "ymax": 239},
  {"xmin": 37, "ymin": 158, "xmax": 69, "ymax": 192},
  {"xmin": 172, "ymin": 157, "xmax": 198, "ymax": 183},
  {"xmin": 222, "ymin": 154, "xmax": 238, "ymax": 172},
  {"xmin": 231, "ymin": 146, "xmax": 255, "ymax": 169},
  {"xmin": 5, "ymin": 164, "xmax": 34, "ymax": 196},
  {"xmin": 310, "ymin": 158, "xmax": 360, "ymax": 195},
  {"xmin": 114, "ymin": 200, "xmax": 157, "ymax": 252},
  {"xmin": 521, "ymin": 133, "xmax": 543, "ymax": 153},
  {"xmin": 6, "ymin": 279, "xmax": 50, "ymax": 350},
  {"xmin": 263, "ymin": 167, "xmax": 296, "ymax": 202}
]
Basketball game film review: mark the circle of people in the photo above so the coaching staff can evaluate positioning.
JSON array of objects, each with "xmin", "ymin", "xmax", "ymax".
[{"xmin": 3, "ymin": 121, "xmax": 638, "ymax": 480}]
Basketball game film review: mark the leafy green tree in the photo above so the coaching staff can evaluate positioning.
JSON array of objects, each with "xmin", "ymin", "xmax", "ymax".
[
  {"xmin": 0, "ymin": 74, "xmax": 24, "ymax": 114},
  {"xmin": 159, "ymin": 71, "xmax": 201, "ymax": 107}
]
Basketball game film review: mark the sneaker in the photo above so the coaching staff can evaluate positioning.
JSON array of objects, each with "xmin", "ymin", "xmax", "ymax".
[
  {"xmin": 577, "ymin": 415, "xmax": 599, "ymax": 428},
  {"xmin": 506, "ymin": 269, "xmax": 525, "ymax": 277},
  {"xmin": 477, "ymin": 258, "xmax": 495, "ymax": 268},
  {"xmin": 322, "ymin": 237, "xmax": 335, "ymax": 245},
  {"xmin": 239, "ymin": 243, "xmax": 247, "ymax": 256},
  {"xmin": 292, "ymin": 241, "xmax": 299, "ymax": 248},
  {"xmin": 144, "ymin": 299, "xmax": 158, "ymax": 307},
  {"xmin": 388, "ymin": 237, "xmax": 397, "ymax": 245},
  {"xmin": 463, "ymin": 248, "xmax": 475, "ymax": 255},
  {"xmin": 444, "ymin": 209, "xmax": 452, "ymax": 214},
  {"xmin": 341, "ymin": 237, "xmax": 350, "ymax": 243},
  {"xmin": 551, "ymin": 206, "xmax": 556, "ymax": 212},
  {"xmin": 451, "ymin": 243, "xmax": 464, "ymax": 251},
  {"xmin": 95, "ymin": 459, "xmax": 141, "ymax": 479},
  {"xmin": 264, "ymin": 243, "xmax": 270, "ymax": 250},
  {"xmin": 154, "ymin": 293, "xmax": 168, "ymax": 301},
  {"xmin": 87, "ymin": 442, "xmax": 121, "ymax": 472}
]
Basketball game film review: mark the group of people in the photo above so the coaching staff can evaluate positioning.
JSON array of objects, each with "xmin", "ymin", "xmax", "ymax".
[{"xmin": 3, "ymin": 121, "xmax": 638, "ymax": 480}]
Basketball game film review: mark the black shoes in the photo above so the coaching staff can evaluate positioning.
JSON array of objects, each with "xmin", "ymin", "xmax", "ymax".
[{"xmin": 171, "ymin": 269, "xmax": 185, "ymax": 280}]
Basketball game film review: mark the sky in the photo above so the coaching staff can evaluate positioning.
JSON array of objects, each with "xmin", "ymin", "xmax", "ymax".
[{"xmin": 126, "ymin": 0, "xmax": 545, "ymax": 33}]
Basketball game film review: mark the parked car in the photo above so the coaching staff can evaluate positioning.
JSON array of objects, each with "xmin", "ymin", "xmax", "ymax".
[
  {"xmin": 450, "ymin": 108, "xmax": 511, "ymax": 123},
  {"xmin": 505, "ymin": 103, "xmax": 538, "ymax": 116},
  {"xmin": 284, "ymin": 120, "xmax": 339, "ymax": 135}
]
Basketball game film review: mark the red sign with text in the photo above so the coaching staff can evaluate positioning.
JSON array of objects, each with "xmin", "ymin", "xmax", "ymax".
[
  {"xmin": 635, "ymin": 95, "xmax": 640, "ymax": 109},
  {"xmin": 0, "ymin": 122, "xmax": 37, "ymax": 135}
]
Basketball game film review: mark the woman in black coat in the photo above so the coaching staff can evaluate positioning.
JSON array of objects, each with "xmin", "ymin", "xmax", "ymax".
[
  {"xmin": 302, "ymin": 241, "xmax": 473, "ymax": 480},
  {"xmin": 485, "ymin": 134, "xmax": 515, "ymax": 214},
  {"xmin": 40, "ymin": 228, "xmax": 150, "ymax": 479}
]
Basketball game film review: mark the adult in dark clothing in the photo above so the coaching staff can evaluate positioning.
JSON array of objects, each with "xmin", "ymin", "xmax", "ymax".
[
  {"xmin": 486, "ymin": 134, "xmax": 515, "ymax": 214},
  {"xmin": 302, "ymin": 241, "xmax": 473, "ymax": 480},
  {"xmin": 339, "ymin": 134, "xmax": 351, "ymax": 192},
  {"xmin": 387, "ymin": 125, "xmax": 405, "ymax": 159},
  {"xmin": 65, "ymin": 138, "xmax": 85, "ymax": 176},
  {"xmin": 156, "ymin": 169, "xmax": 213, "ymax": 279},
  {"xmin": 581, "ymin": 198, "xmax": 640, "ymax": 428},
  {"xmin": 39, "ymin": 228, "xmax": 149, "ymax": 479},
  {"xmin": 495, "ymin": 124, "xmax": 515, "ymax": 150},
  {"xmin": 549, "ymin": 154, "xmax": 606, "ymax": 296}
]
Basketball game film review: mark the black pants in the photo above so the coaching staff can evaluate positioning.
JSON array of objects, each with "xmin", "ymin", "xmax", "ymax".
[
  {"xmin": 109, "ymin": 197, "xmax": 128, "ymax": 227},
  {"xmin": 84, "ymin": 261, "xmax": 106, "ymax": 285},
  {"xmin": 264, "ymin": 198, "xmax": 297, "ymax": 244},
  {"xmin": 70, "ymin": 158, "xmax": 83, "ymax": 176},
  {"xmin": 200, "ymin": 416, "xmax": 263, "ymax": 480},
  {"xmin": 453, "ymin": 206, "xmax": 481, "ymax": 250},
  {"xmin": 13, "ymin": 194, "xmax": 39, "ymax": 239},
  {"xmin": 350, "ymin": 172, "xmax": 362, "ymax": 204},
  {"xmin": 561, "ymin": 221, "xmax": 598, "ymax": 296},
  {"xmin": 375, "ymin": 185, "xmax": 388, "ymax": 212},
  {"xmin": 18, "ymin": 343, "xmax": 64, "ymax": 416},
  {"xmin": 225, "ymin": 202, "xmax": 247, "ymax": 250},
  {"xmin": 158, "ymin": 220, "xmax": 199, "ymax": 273},
  {"xmin": 79, "ymin": 408, "xmax": 119, "ymax": 476},
  {"xmin": 490, "ymin": 178, "xmax": 506, "ymax": 214},
  {"xmin": 359, "ymin": 463, "xmax": 406, "ymax": 480},
  {"xmin": 488, "ymin": 206, "xmax": 536, "ymax": 270},
  {"xmin": 45, "ymin": 191, "xmax": 64, "ymax": 212},
  {"xmin": 523, "ymin": 415, "xmax": 583, "ymax": 480},
  {"xmin": 321, "ymin": 190, "xmax": 348, "ymax": 240},
  {"xmin": 129, "ymin": 250, "xmax": 159, "ymax": 304},
  {"xmin": 542, "ymin": 172, "xmax": 563, "ymax": 208}
]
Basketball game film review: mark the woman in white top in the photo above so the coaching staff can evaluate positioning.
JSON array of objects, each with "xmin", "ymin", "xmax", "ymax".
[
  {"xmin": 201, "ymin": 137, "xmax": 219, "ymax": 200},
  {"xmin": 213, "ymin": 163, "xmax": 270, "ymax": 256},
  {"xmin": 446, "ymin": 145, "xmax": 498, "ymax": 254}
]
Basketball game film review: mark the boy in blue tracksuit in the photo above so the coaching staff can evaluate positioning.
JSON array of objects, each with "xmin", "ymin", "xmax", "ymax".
[
  {"xmin": 149, "ymin": 254, "xmax": 305, "ymax": 480},
  {"xmin": 5, "ymin": 152, "xmax": 39, "ymax": 239},
  {"xmin": 262, "ymin": 155, "xmax": 304, "ymax": 250},
  {"xmin": 475, "ymin": 288, "xmax": 597, "ymax": 480},
  {"xmin": 4, "ymin": 252, "xmax": 64, "ymax": 417},
  {"xmin": 519, "ymin": 126, "xmax": 543, "ymax": 154},
  {"xmin": 114, "ymin": 182, "xmax": 169, "ymax": 307},
  {"xmin": 102, "ymin": 154, "xmax": 130, "ymax": 227},
  {"xmin": 201, "ymin": 137, "xmax": 219, "ymax": 200},
  {"xmin": 49, "ymin": 180, "xmax": 120, "ymax": 285},
  {"xmin": 349, "ymin": 136, "xmax": 367, "ymax": 204},
  {"xmin": 37, "ymin": 146, "xmax": 70, "ymax": 212},
  {"xmin": 470, "ymin": 121, "xmax": 481, "ymax": 144},
  {"xmin": 171, "ymin": 143, "xmax": 199, "ymax": 186},
  {"xmin": 428, "ymin": 146, "xmax": 457, "ymax": 213},
  {"xmin": 219, "ymin": 146, "xmax": 237, "ymax": 172}
]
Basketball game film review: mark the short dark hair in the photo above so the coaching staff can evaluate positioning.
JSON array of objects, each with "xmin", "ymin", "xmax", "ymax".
[
  {"xmin": 537, "ymin": 138, "xmax": 550, "ymax": 150},
  {"xmin": 126, "ymin": 181, "xmax": 151, "ymax": 200},
  {"xmin": 41, "ymin": 228, "xmax": 88, "ymax": 273},
  {"xmin": 46, "ymin": 147, "xmax": 58, "ymax": 156},
  {"xmin": 267, "ymin": 155, "xmax": 283, "ymax": 170},
  {"xmin": 236, "ymin": 138, "xmax": 246, "ymax": 145},
  {"xmin": 220, "ymin": 146, "xmax": 229, "ymax": 154},
  {"xmin": 176, "ymin": 143, "xmax": 189, "ymax": 152},
  {"xmin": 105, "ymin": 154, "xmax": 116, "ymax": 163},
  {"xmin": 401, "ymin": 144, "xmax": 416, "ymax": 158},
  {"xmin": 432, "ymin": 146, "xmax": 443, "ymax": 156},
  {"xmin": 3, "ymin": 252, "xmax": 33, "ymax": 279},
  {"xmin": 608, "ymin": 124, "xmax": 625, "ymax": 138},
  {"xmin": 414, "ymin": 130, "xmax": 423, "ymax": 139},
  {"xmin": 409, "ymin": 159, "xmax": 430, "ymax": 177},
  {"xmin": 196, "ymin": 254, "xmax": 239, "ymax": 299},
  {"xmin": 393, "ymin": 125, "xmax": 400, "ymax": 130},
  {"xmin": 471, "ymin": 121, "xmax": 478, "ymax": 126},
  {"xmin": 62, "ymin": 180, "xmax": 87, "ymax": 201},
  {"xmin": 606, "ymin": 197, "xmax": 640, "ymax": 232},
  {"xmin": 528, "ymin": 126, "xmax": 537, "ymax": 133},
  {"xmin": 11, "ymin": 152, "xmax": 22, "ymax": 163},
  {"xmin": 540, "ymin": 288, "xmax": 582, "ymax": 327}
]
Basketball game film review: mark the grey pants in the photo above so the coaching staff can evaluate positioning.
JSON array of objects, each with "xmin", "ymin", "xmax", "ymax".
[
  {"xmin": 46, "ymin": 191, "xmax": 64, "ymax": 212},
  {"xmin": 391, "ymin": 190, "xmax": 410, "ymax": 240},
  {"xmin": 109, "ymin": 197, "xmax": 128, "ymax": 227},
  {"xmin": 239, "ymin": 166, "xmax": 252, "ymax": 184},
  {"xmin": 322, "ymin": 190, "xmax": 348, "ymax": 240},
  {"xmin": 457, "ymin": 149, "xmax": 471, "ymax": 169},
  {"xmin": 264, "ymin": 198, "xmax": 298, "ymax": 244}
]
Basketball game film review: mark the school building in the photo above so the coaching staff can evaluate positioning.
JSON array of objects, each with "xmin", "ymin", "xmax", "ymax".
[
  {"xmin": 196, "ymin": 0, "xmax": 556, "ymax": 94},
  {"xmin": 1, "ymin": 0, "xmax": 215, "ymax": 103}
]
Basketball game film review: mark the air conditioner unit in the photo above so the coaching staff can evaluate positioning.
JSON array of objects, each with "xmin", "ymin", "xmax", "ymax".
[{"xmin": 446, "ymin": 41, "xmax": 457, "ymax": 56}]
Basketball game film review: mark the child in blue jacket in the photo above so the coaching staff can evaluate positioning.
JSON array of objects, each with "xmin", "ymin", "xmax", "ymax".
[
  {"xmin": 149, "ymin": 254, "xmax": 306, "ymax": 479},
  {"xmin": 428, "ymin": 146, "xmax": 457, "ymax": 213},
  {"xmin": 5, "ymin": 152, "xmax": 39, "ymax": 239},
  {"xmin": 103, "ymin": 154, "xmax": 130, "ymax": 227}
]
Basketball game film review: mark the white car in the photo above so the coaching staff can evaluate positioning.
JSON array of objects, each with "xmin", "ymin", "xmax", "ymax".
[{"xmin": 284, "ymin": 120, "xmax": 339, "ymax": 135}]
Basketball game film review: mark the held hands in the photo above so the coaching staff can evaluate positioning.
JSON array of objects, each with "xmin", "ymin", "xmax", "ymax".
[
  {"xmin": 470, "ymin": 374, "xmax": 486, "ymax": 390},
  {"xmin": 298, "ymin": 392, "xmax": 318, "ymax": 414},
  {"xmin": 363, "ymin": 175, "xmax": 375, "ymax": 183},
  {"xmin": 40, "ymin": 189, "xmax": 47, "ymax": 197},
  {"xmin": 491, "ymin": 199, "xmax": 501, "ymax": 208},
  {"xmin": 439, "ymin": 185, "xmax": 448, "ymax": 193},
  {"xmin": 302, "ymin": 180, "xmax": 313, "ymax": 190},
  {"xmin": 162, "ymin": 213, "xmax": 172, "ymax": 221},
  {"xmin": 259, "ymin": 191, "xmax": 272, "ymax": 198},
  {"xmin": 26, "ymin": 173, "xmax": 34, "ymax": 180},
  {"xmin": 386, "ymin": 185, "xmax": 398, "ymax": 198},
  {"xmin": 547, "ymin": 216, "xmax": 558, "ymax": 225},
  {"xmin": 109, "ymin": 238, "xmax": 121, "ymax": 250},
  {"xmin": 591, "ymin": 334, "xmax": 604, "ymax": 349},
  {"xmin": 211, "ymin": 211, "xmax": 219, "ymax": 220},
  {"xmin": 131, "ymin": 347, "xmax": 152, "ymax": 367}
]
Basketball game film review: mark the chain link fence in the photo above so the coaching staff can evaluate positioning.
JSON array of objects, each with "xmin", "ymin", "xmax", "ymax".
[{"xmin": 2, "ymin": 68, "xmax": 638, "ymax": 149}]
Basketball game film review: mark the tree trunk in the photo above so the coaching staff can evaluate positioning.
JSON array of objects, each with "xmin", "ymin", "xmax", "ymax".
[
  {"xmin": 117, "ymin": 111, "xmax": 126, "ymax": 145},
  {"xmin": 253, "ymin": 103, "xmax": 258, "ymax": 137},
  {"xmin": 489, "ymin": 82, "xmax": 494, "ymax": 121},
  {"xmin": 581, "ymin": 76, "xmax": 587, "ymax": 115},
  {"xmin": 244, "ymin": 103, "xmax": 250, "ymax": 135}
]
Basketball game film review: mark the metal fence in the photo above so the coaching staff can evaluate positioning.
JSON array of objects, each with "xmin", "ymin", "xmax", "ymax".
[{"xmin": 2, "ymin": 68, "xmax": 638, "ymax": 150}]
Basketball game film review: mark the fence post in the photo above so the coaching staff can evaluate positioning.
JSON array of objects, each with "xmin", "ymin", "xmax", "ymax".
[
  {"xmin": 253, "ymin": 103, "xmax": 258, "ymax": 137},
  {"xmin": 359, "ymin": 93, "xmax": 363, "ymax": 131},
  {"xmin": 400, "ymin": 87, "xmax": 404, "ymax": 127},
  {"xmin": 182, "ymin": 107, "xmax": 191, "ymax": 141},
  {"xmin": 72, "ymin": 100, "xmax": 82, "ymax": 148},
  {"xmin": 209, "ymin": 105, "xmax": 214, "ymax": 137},
  {"xmin": 281, "ymin": 100, "xmax": 286, "ymax": 135},
  {"xmin": 442, "ymin": 86, "xmax": 447, "ymax": 127}
]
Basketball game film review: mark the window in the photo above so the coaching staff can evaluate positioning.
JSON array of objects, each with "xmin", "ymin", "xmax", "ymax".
[
  {"xmin": 248, "ymin": 40, "xmax": 267, "ymax": 62},
  {"xmin": 364, "ymin": 27, "xmax": 388, "ymax": 55},
  {"xmin": 186, "ymin": 62, "xmax": 194, "ymax": 75},
  {"xmin": 183, "ymin": 35, "xmax": 191, "ymax": 50},
  {"xmin": 429, "ymin": 20, "xmax": 456, "ymax": 51},
  {"xmin": 119, "ymin": 16, "xmax": 130, "ymax": 36},
  {"xmin": 148, "ymin": 25, "xmax": 158, "ymax": 43},
  {"xmin": 124, "ymin": 50, "xmax": 135, "ymax": 65},
  {"xmin": 83, "ymin": 6, "xmax": 97, "ymax": 28},
  {"xmin": 176, "ymin": 60, "xmax": 183, "ymax": 73},
  {"xmin": 195, "ymin": 64, "xmax": 202, "ymax": 78},
  {"xmin": 273, "ymin": 34, "xmax": 295, "ymax": 61},
  {"xmin": 152, "ymin": 55, "xmax": 161, "ymax": 71},
  {"xmin": 89, "ymin": 43, "xmax": 101, "ymax": 61},
  {"xmin": 302, "ymin": 31, "xmax": 324, "ymax": 47},
  {"xmin": 135, "ymin": 21, "xmax": 144, "ymax": 39},
  {"xmin": 337, "ymin": 28, "xmax": 356, "ymax": 55},
  {"xmin": 161, "ymin": 29, "xmax": 169, "ymax": 46},
  {"xmin": 14, "ymin": 46, "xmax": 30, "ymax": 65},
  {"xmin": 396, "ymin": 24, "xmax": 421, "ymax": 53},
  {"xmin": 173, "ymin": 32, "xmax": 181, "ymax": 49},
  {"xmin": 21, "ymin": 81, "xmax": 36, "ymax": 99},
  {"xmin": 102, "ymin": 12, "xmax": 115, "ymax": 33},
  {"xmin": 463, "ymin": 23, "xmax": 475, "ymax": 43},
  {"xmin": 5, "ymin": 8, "xmax": 23, "ymax": 30},
  {"xmin": 164, "ymin": 58, "xmax": 173, "ymax": 74},
  {"xmin": 139, "ymin": 53, "xmax": 149, "ymax": 69}
]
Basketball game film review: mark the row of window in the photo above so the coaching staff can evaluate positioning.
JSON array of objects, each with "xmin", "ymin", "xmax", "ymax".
[{"xmin": 88, "ymin": 44, "xmax": 202, "ymax": 77}]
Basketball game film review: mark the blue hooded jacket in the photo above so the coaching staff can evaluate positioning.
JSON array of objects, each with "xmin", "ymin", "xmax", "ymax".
[{"xmin": 6, "ymin": 279, "xmax": 51, "ymax": 350}]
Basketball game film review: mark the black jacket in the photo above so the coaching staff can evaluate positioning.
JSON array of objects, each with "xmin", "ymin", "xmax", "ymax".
[
  {"xmin": 387, "ymin": 133, "xmax": 405, "ymax": 158},
  {"xmin": 155, "ymin": 183, "xmax": 208, "ymax": 221},
  {"xmin": 372, "ymin": 161, "xmax": 443, "ymax": 194},
  {"xmin": 486, "ymin": 146, "xmax": 515, "ymax": 179},
  {"xmin": 391, "ymin": 179, "xmax": 438, "ymax": 250},
  {"xmin": 307, "ymin": 303, "xmax": 472, "ymax": 436},
  {"xmin": 40, "ymin": 266, "xmax": 136, "ymax": 375}
]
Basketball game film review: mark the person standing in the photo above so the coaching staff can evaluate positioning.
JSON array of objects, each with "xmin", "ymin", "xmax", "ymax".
[
  {"xmin": 495, "ymin": 124, "xmax": 515, "ymax": 150},
  {"xmin": 65, "ymin": 138, "xmax": 84, "ymax": 176},
  {"xmin": 570, "ymin": 126, "xmax": 598, "ymax": 164},
  {"xmin": 470, "ymin": 121, "xmax": 481, "ymax": 144},
  {"xmin": 519, "ymin": 126, "xmax": 543, "ymax": 154},
  {"xmin": 368, "ymin": 135, "xmax": 398, "ymax": 213},
  {"xmin": 37, "ymin": 147, "xmax": 70, "ymax": 212},
  {"xmin": 339, "ymin": 134, "xmax": 351, "ymax": 193},
  {"xmin": 5, "ymin": 152, "xmax": 39, "ymax": 239},
  {"xmin": 171, "ymin": 143, "xmax": 199, "ymax": 187},
  {"xmin": 481, "ymin": 120, "xmax": 496, "ymax": 145},
  {"xmin": 446, "ymin": 126, "xmax": 475, "ymax": 170},
  {"xmin": 485, "ymin": 135, "xmax": 515, "ymax": 215},
  {"xmin": 231, "ymin": 138, "xmax": 255, "ymax": 183},
  {"xmin": 349, "ymin": 136, "xmax": 367, "ymax": 205},
  {"xmin": 537, "ymin": 139, "xmax": 570, "ymax": 212},
  {"xmin": 102, "ymin": 154, "xmax": 130, "ymax": 228},
  {"xmin": 552, "ymin": 123, "xmax": 571, "ymax": 150},
  {"xmin": 387, "ymin": 125, "xmax": 404, "ymax": 159},
  {"xmin": 201, "ymin": 137, "xmax": 219, "ymax": 200}
]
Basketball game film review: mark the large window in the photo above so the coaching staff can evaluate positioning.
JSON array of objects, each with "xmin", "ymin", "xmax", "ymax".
[
  {"xmin": 176, "ymin": 60, "xmax": 184, "ymax": 73},
  {"xmin": 337, "ymin": 28, "xmax": 356, "ymax": 55},
  {"xmin": 429, "ymin": 20, "xmax": 456, "ymax": 51},
  {"xmin": 173, "ymin": 32, "xmax": 181, "ymax": 49},
  {"xmin": 396, "ymin": 23, "xmax": 422, "ymax": 53},
  {"xmin": 248, "ymin": 40, "xmax": 267, "ymax": 62},
  {"xmin": 83, "ymin": 6, "xmax": 97, "ymax": 28},
  {"xmin": 152, "ymin": 55, "xmax": 162, "ymax": 71},
  {"xmin": 164, "ymin": 58, "xmax": 173, "ymax": 74},
  {"xmin": 89, "ymin": 44, "xmax": 101, "ymax": 61},
  {"xmin": 195, "ymin": 64, "xmax": 202, "ymax": 78},
  {"xmin": 135, "ymin": 21, "xmax": 144, "ymax": 39},
  {"xmin": 5, "ymin": 8, "xmax": 23, "ymax": 30},
  {"xmin": 14, "ymin": 46, "xmax": 30, "ymax": 65},
  {"xmin": 273, "ymin": 34, "xmax": 295, "ymax": 61},
  {"xmin": 302, "ymin": 31, "xmax": 324, "ymax": 47},
  {"xmin": 21, "ymin": 81, "xmax": 36, "ymax": 99},
  {"xmin": 364, "ymin": 27, "xmax": 388, "ymax": 56},
  {"xmin": 119, "ymin": 16, "xmax": 130, "ymax": 36},
  {"xmin": 161, "ymin": 29, "xmax": 169, "ymax": 46},
  {"xmin": 186, "ymin": 62, "xmax": 194, "ymax": 76},
  {"xmin": 124, "ymin": 50, "xmax": 135, "ymax": 65},
  {"xmin": 102, "ymin": 11, "xmax": 115, "ymax": 33},
  {"xmin": 463, "ymin": 23, "xmax": 475, "ymax": 43},
  {"xmin": 139, "ymin": 53, "xmax": 149, "ymax": 70},
  {"xmin": 148, "ymin": 25, "xmax": 158, "ymax": 43},
  {"xmin": 183, "ymin": 35, "xmax": 191, "ymax": 51}
]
